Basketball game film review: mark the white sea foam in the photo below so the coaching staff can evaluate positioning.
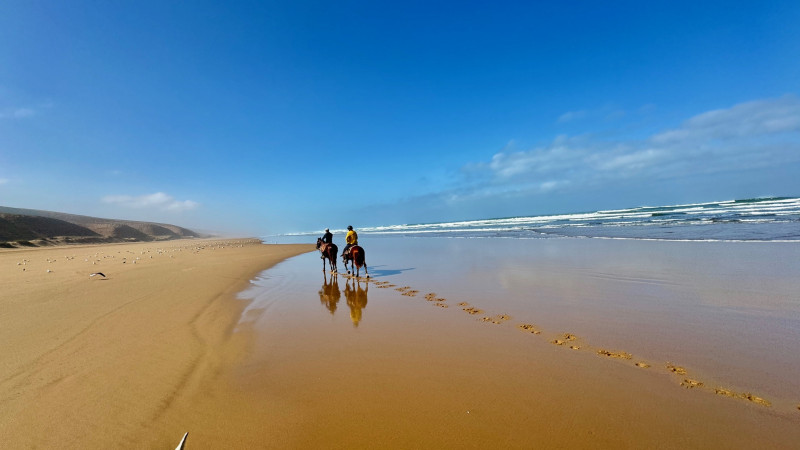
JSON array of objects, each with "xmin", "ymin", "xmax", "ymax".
[{"xmin": 276, "ymin": 197, "xmax": 800, "ymax": 242}]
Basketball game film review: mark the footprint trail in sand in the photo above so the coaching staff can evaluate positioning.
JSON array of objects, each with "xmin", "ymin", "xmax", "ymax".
[{"xmin": 365, "ymin": 276, "xmax": 788, "ymax": 414}]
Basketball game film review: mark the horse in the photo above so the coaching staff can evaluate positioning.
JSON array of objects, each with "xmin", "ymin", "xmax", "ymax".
[
  {"xmin": 316, "ymin": 238, "xmax": 338, "ymax": 273},
  {"xmin": 342, "ymin": 245, "xmax": 368, "ymax": 278}
]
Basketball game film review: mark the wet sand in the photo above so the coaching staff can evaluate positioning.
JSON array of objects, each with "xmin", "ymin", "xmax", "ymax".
[
  {"xmin": 2, "ymin": 237, "xmax": 799, "ymax": 448},
  {"xmin": 0, "ymin": 239, "xmax": 313, "ymax": 448},
  {"xmin": 201, "ymin": 237, "xmax": 800, "ymax": 448}
]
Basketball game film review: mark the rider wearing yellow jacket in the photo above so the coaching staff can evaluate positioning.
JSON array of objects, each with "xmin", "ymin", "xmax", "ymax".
[{"xmin": 343, "ymin": 225, "xmax": 358, "ymax": 256}]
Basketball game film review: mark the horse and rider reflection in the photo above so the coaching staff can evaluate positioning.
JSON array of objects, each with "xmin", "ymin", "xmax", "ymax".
[
  {"xmin": 344, "ymin": 277, "xmax": 368, "ymax": 327},
  {"xmin": 318, "ymin": 271, "xmax": 341, "ymax": 314},
  {"xmin": 318, "ymin": 272, "xmax": 368, "ymax": 327}
]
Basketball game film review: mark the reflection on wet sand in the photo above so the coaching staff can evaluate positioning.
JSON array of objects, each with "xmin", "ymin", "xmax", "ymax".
[
  {"xmin": 318, "ymin": 272, "xmax": 341, "ymax": 314},
  {"xmin": 229, "ymin": 238, "xmax": 800, "ymax": 448},
  {"xmin": 343, "ymin": 277, "xmax": 369, "ymax": 327}
]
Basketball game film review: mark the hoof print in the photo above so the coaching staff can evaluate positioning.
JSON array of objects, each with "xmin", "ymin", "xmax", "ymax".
[
  {"xmin": 742, "ymin": 393, "xmax": 771, "ymax": 407},
  {"xmin": 551, "ymin": 339, "xmax": 565, "ymax": 346},
  {"xmin": 666, "ymin": 364, "xmax": 687, "ymax": 375},
  {"xmin": 681, "ymin": 378, "xmax": 703, "ymax": 389},
  {"xmin": 597, "ymin": 349, "xmax": 632, "ymax": 360},
  {"xmin": 462, "ymin": 307, "xmax": 483, "ymax": 315},
  {"xmin": 715, "ymin": 388, "xmax": 736, "ymax": 397},
  {"xmin": 517, "ymin": 324, "xmax": 541, "ymax": 335},
  {"xmin": 482, "ymin": 314, "xmax": 511, "ymax": 324},
  {"xmin": 635, "ymin": 362, "xmax": 650, "ymax": 369}
]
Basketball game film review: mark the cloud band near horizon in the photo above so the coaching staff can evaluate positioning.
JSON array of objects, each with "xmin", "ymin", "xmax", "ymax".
[
  {"xmin": 458, "ymin": 95, "xmax": 800, "ymax": 202},
  {"xmin": 102, "ymin": 192, "xmax": 199, "ymax": 212}
]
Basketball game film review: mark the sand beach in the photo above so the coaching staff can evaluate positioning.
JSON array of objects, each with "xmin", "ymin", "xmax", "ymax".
[
  {"xmin": 2, "ymin": 237, "xmax": 799, "ymax": 448},
  {"xmin": 0, "ymin": 239, "xmax": 312, "ymax": 448}
]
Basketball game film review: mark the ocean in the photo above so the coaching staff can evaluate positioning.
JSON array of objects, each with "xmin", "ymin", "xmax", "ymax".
[{"xmin": 274, "ymin": 196, "xmax": 800, "ymax": 242}]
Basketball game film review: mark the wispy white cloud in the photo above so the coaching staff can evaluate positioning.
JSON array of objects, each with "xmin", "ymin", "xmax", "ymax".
[
  {"xmin": 462, "ymin": 95, "xmax": 800, "ymax": 201},
  {"xmin": 652, "ymin": 95, "xmax": 800, "ymax": 144},
  {"xmin": 102, "ymin": 192, "xmax": 199, "ymax": 212},
  {"xmin": 0, "ymin": 107, "xmax": 36, "ymax": 119},
  {"xmin": 557, "ymin": 110, "xmax": 586, "ymax": 123},
  {"xmin": 557, "ymin": 105, "xmax": 639, "ymax": 125}
]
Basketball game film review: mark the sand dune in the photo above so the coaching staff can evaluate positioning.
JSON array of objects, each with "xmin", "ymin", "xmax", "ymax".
[{"xmin": 0, "ymin": 206, "xmax": 200, "ymax": 248}]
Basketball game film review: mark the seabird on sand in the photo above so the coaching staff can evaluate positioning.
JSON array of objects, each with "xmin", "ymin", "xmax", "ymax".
[{"xmin": 90, "ymin": 272, "xmax": 106, "ymax": 277}]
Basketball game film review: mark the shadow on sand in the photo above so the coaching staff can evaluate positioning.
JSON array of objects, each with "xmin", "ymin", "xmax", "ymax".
[{"xmin": 366, "ymin": 265, "xmax": 415, "ymax": 277}]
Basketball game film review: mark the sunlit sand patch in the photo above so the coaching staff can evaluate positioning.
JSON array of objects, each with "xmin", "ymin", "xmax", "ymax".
[
  {"xmin": 401, "ymin": 290, "xmax": 419, "ymax": 297},
  {"xmin": 635, "ymin": 362, "xmax": 651, "ymax": 369},
  {"xmin": 681, "ymin": 379, "xmax": 704, "ymax": 389},
  {"xmin": 517, "ymin": 324, "xmax": 541, "ymax": 335},
  {"xmin": 462, "ymin": 307, "xmax": 483, "ymax": 315},
  {"xmin": 597, "ymin": 349, "xmax": 633, "ymax": 359},
  {"xmin": 666, "ymin": 364, "xmax": 688, "ymax": 375}
]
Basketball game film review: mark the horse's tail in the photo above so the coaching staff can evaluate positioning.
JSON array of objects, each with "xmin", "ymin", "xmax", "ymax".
[{"xmin": 352, "ymin": 246, "xmax": 365, "ymax": 267}]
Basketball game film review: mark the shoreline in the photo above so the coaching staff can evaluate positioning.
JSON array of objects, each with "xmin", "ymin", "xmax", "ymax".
[
  {"xmin": 0, "ymin": 238, "xmax": 314, "ymax": 448},
  {"xmin": 3, "ymin": 236, "xmax": 800, "ymax": 448},
  {"xmin": 213, "ymin": 237, "xmax": 800, "ymax": 448}
]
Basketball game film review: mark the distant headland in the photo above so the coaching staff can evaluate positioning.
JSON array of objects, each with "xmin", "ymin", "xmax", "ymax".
[{"xmin": 0, "ymin": 206, "xmax": 201, "ymax": 248}]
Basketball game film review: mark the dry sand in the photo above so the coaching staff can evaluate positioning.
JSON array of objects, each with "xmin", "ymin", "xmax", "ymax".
[{"xmin": 0, "ymin": 239, "xmax": 312, "ymax": 448}]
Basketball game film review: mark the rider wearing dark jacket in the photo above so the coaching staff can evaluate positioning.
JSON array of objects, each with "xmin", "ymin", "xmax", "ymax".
[{"xmin": 321, "ymin": 228, "xmax": 333, "ymax": 244}]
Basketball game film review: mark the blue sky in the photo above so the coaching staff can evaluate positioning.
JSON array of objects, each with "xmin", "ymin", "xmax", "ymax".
[{"xmin": 1, "ymin": 1, "xmax": 799, "ymax": 234}]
